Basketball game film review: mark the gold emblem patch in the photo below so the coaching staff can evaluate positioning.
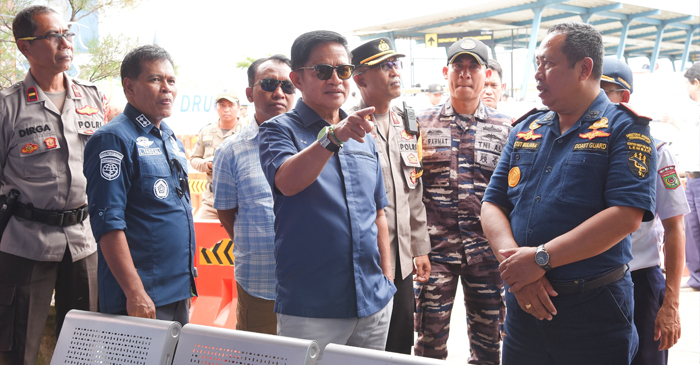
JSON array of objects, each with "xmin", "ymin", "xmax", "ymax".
[
  {"xmin": 378, "ymin": 39, "xmax": 390, "ymax": 51},
  {"xmin": 508, "ymin": 167, "xmax": 521, "ymax": 187},
  {"xmin": 529, "ymin": 120, "xmax": 541, "ymax": 130},
  {"xmin": 461, "ymin": 39, "xmax": 476, "ymax": 49},
  {"xmin": 588, "ymin": 117, "xmax": 609, "ymax": 130}
]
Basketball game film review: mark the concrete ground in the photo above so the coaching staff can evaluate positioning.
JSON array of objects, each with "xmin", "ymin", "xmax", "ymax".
[{"xmin": 442, "ymin": 277, "xmax": 700, "ymax": 364}]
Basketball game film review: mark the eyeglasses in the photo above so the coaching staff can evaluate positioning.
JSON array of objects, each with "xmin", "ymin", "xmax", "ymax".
[
  {"xmin": 603, "ymin": 88, "xmax": 626, "ymax": 94},
  {"xmin": 297, "ymin": 64, "xmax": 355, "ymax": 80},
  {"xmin": 356, "ymin": 60, "xmax": 403, "ymax": 76},
  {"xmin": 253, "ymin": 78, "xmax": 295, "ymax": 94},
  {"xmin": 16, "ymin": 32, "xmax": 76, "ymax": 45}
]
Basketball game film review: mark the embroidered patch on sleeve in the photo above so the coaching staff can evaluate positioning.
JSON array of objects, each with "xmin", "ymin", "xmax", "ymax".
[
  {"xmin": 658, "ymin": 166, "xmax": 680, "ymax": 189},
  {"xmin": 99, "ymin": 150, "xmax": 124, "ymax": 181}
]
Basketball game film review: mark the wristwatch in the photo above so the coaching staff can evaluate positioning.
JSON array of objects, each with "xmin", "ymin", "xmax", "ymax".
[
  {"xmin": 317, "ymin": 126, "xmax": 341, "ymax": 153},
  {"xmin": 535, "ymin": 244, "xmax": 551, "ymax": 271}
]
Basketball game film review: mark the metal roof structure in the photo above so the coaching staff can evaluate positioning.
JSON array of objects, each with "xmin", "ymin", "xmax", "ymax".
[{"xmin": 351, "ymin": 0, "xmax": 699, "ymax": 98}]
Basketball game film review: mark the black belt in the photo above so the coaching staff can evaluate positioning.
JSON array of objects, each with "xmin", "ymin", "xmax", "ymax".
[
  {"xmin": 549, "ymin": 265, "xmax": 628, "ymax": 295},
  {"xmin": 686, "ymin": 171, "xmax": 700, "ymax": 179},
  {"xmin": 14, "ymin": 201, "xmax": 88, "ymax": 227}
]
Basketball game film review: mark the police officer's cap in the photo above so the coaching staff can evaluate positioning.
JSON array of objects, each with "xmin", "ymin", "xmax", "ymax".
[
  {"xmin": 216, "ymin": 89, "xmax": 239, "ymax": 104},
  {"xmin": 602, "ymin": 56, "xmax": 633, "ymax": 94},
  {"xmin": 427, "ymin": 84, "xmax": 444, "ymax": 94},
  {"xmin": 351, "ymin": 37, "xmax": 405, "ymax": 68},
  {"xmin": 447, "ymin": 38, "xmax": 488, "ymax": 67}
]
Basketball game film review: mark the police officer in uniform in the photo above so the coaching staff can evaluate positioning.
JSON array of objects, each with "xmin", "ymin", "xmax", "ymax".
[
  {"xmin": 83, "ymin": 45, "xmax": 196, "ymax": 323},
  {"xmin": 602, "ymin": 57, "xmax": 687, "ymax": 365},
  {"xmin": 482, "ymin": 22, "xmax": 656, "ymax": 365},
  {"xmin": 0, "ymin": 6, "xmax": 103, "ymax": 365},
  {"xmin": 190, "ymin": 90, "xmax": 241, "ymax": 219},
  {"xmin": 350, "ymin": 37, "xmax": 431, "ymax": 355},
  {"xmin": 415, "ymin": 38, "xmax": 511, "ymax": 364}
]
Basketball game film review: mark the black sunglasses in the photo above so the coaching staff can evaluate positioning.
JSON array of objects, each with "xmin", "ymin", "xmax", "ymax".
[
  {"xmin": 253, "ymin": 78, "xmax": 295, "ymax": 95},
  {"xmin": 297, "ymin": 64, "xmax": 355, "ymax": 80}
]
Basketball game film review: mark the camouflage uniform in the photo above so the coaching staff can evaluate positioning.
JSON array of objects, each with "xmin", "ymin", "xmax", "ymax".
[{"xmin": 415, "ymin": 98, "xmax": 510, "ymax": 364}]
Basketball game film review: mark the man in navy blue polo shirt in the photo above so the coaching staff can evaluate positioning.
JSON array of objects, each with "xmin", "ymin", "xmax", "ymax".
[
  {"xmin": 258, "ymin": 30, "xmax": 396, "ymax": 360},
  {"xmin": 84, "ymin": 45, "xmax": 196, "ymax": 323},
  {"xmin": 482, "ymin": 22, "xmax": 656, "ymax": 364}
]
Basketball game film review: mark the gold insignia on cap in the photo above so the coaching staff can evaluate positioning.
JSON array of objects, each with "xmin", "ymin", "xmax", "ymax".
[
  {"xmin": 378, "ymin": 39, "xmax": 390, "ymax": 52},
  {"xmin": 460, "ymin": 39, "xmax": 476, "ymax": 50},
  {"xmin": 436, "ymin": 85, "xmax": 442, "ymax": 91}
]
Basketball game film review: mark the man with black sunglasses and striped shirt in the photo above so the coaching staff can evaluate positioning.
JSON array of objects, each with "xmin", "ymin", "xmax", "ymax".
[
  {"xmin": 259, "ymin": 30, "xmax": 395, "ymax": 361},
  {"xmin": 350, "ymin": 37, "xmax": 431, "ymax": 355},
  {"xmin": 213, "ymin": 54, "xmax": 295, "ymax": 334}
]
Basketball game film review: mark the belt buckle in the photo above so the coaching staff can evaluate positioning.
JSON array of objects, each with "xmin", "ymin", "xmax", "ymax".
[{"xmin": 61, "ymin": 210, "xmax": 77, "ymax": 226}]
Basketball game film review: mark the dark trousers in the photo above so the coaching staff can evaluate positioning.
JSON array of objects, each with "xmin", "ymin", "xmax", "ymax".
[
  {"xmin": 385, "ymin": 256, "xmax": 414, "ymax": 354},
  {"xmin": 502, "ymin": 271, "xmax": 638, "ymax": 365},
  {"xmin": 685, "ymin": 177, "xmax": 700, "ymax": 288},
  {"xmin": 0, "ymin": 248, "xmax": 97, "ymax": 365},
  {"xmin": 631, "ymin": 267, "xmax": 667, "ymax": 365}
]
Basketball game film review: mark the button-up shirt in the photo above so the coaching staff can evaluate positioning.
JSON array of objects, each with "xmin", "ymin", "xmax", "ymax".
[
  {"xmin": 84, "ymin": 103, "xmax": 197, "ymax": 313},
  {"xmin": 259, "ymin": 99, "xmax": 395, "ymax": 318},
  {"xmin": 483, "ymin": 92, "xmax": 656, "ymax": 280},
  {"xmin": 0, "ymin": 72, "xmax": 104, "ymax": 262},
  {"xmin": 350, "ymin": 100, "xmax": 430, "ymax": 280},
  {"xmin": 212, "ymin": 119, "xmax": 275, "ymax": 300},
  {"xmin": 418, "ymin": 99, "xmax": 512, "ymax": 267}
]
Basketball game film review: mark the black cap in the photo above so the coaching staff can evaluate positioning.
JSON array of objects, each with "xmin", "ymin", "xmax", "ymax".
[
  {"xmin": 602, "ymin": 56, "xmax": 633, "ymax": 94},
  {"xmin": 351, "ymin": 37, "xmax": 405, "ymax": 68},
  {"xmin": 427, "ymin": 84, "xmax": 444, "ymax": 94},
  {"xmin": 447, "ymin": 38, "xmax": 488, "ymax": 66}
]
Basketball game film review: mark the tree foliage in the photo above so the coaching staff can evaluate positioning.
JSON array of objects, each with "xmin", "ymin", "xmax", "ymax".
[
  {"xmin": 78, "ymin": 34, "xmax": 138, "ymax": 82},
  {"xmin": 236, "ymin": 56, "xmax": 258, "ymax": 70}
]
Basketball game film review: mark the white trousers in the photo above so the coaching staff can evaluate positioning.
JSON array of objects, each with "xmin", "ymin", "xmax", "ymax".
[{"xmin": 277, "ymin": 299, "xmax": 393, "ymax": 363}]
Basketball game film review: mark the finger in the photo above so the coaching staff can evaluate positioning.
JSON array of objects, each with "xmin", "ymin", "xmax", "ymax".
[
  {"xmin": 537, "ymin": 287, "xmax": 557, "ymax": 316},
  {"xmin": 528, "ymin": 297, "xmax": 550, "ymax": 320},
  {"xmin": 499, "ymin": 248, "xmax": 518, "ymax": 258},
  {"xmin": 353, "ymin": 106, "xmax": 376, "ymax": 118},
  {"xmin": 542, "ymin": 277, "xmax": 558, "ymax": 297}
]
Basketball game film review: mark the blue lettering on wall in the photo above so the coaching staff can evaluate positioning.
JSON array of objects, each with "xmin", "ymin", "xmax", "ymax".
[
  {"xmin": 203, "ymin": 96, "xmax": 212, "ymax": 112},
  {"xmin": 192, "ymin": 95, "xmax": 202, "ymax": 112},
  {"xmin": 180, "ymin": 95, "xmax": 190, "ymax": 112}
]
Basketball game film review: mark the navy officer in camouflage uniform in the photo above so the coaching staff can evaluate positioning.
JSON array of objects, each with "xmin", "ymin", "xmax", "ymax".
[
  {"xmin": 414, "ymin": 38, "xmax": 511, "ymax": 364},
  {"xmin": 482, "ymin": 22, "xmax": 656, "ymax": 364}
]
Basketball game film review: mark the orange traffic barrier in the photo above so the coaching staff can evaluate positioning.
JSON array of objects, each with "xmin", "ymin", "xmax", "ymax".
[{"xmin": 190, "ymin": 219, "xmax": 238, "ymax": 328}]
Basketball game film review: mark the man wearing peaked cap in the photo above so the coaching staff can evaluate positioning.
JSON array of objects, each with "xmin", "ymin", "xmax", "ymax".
[
  {"xmin": 426, "ymin": 84, "xmax": 444, "ymax": 106},
  {"xmin": 601, "ymin": 56, "xmax": 633, "ymax": 102},
  {"xmin": 602, "ymin": 56, "xmax": 688, "ymax": 365},
  {"xmin": 414, "ymin": 36, "xmax": 511, "ymax": 363},
  {"xmin": 350, "ymin": 37, "xmax": 431, "ymax": 355},
  {"xmin": 0, "ymin": 6, "xmax": 103, "ymax": 364},
  {"xmin": 190, "ymin": 89, "xmax": 241, "ymax": 219}
]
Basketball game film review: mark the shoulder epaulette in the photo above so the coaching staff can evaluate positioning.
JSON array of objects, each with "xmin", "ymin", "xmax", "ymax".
[
  {"xmin": 512, "ymin": 107, "xmax": 548, "ymax": 127},
  {"xmin": 71, "ymin": 78, "xmax": 97, "ymax": 87},
  {"xmin": 619, "ymin": 102, "xmax": 652, "ymax": 124},
  {"xmin": 391, "ymin": 104, "xmax": 404, "ymax": 118},
  {"xmin": 655, "ymin": 139, "xmax": 666, "ymax": 151}
]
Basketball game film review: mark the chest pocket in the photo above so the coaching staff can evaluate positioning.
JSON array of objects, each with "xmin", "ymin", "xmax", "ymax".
[
  {"xmin": 18, "ymin": 134, "xmax": 61, "ymax": 179},
  {"xmin": 508, "ymin": 151, "xmax": 537, "ymax": 202},
  {"xmin": 556, "ymin": 152, "xmax": 608, "ymax": 207},
  {"xmin": 139, "ymin": 157, "xmax": 170, "ymax": 177},
  {"xmin": 422, "ymin": 145, "xmax": 450, "ymax": 187}
]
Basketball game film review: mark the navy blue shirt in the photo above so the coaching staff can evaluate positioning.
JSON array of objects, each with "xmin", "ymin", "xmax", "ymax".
[
  {"xmin": 259, "ymin": 99, "xmax": 395, "ymax": 318},
  {"xmin": 84, "ymin": 103, "xmax": 196, "ymax": 313},
  {"xmin": 483, "ymin": 92, "xmax": 656, "ymax": 280}
]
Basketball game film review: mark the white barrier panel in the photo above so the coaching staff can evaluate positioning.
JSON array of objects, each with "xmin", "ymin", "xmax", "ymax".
[
  {"xmin": 322, "ymin": 343, "xmax": 448, "ymax": 364},
  {"xmin": 51, "ymin": 309, "xmax": 181, "ymax": 365},
  {"xmin": 173, "ymin": 323, "xmax": 319, "ymax": 365}
]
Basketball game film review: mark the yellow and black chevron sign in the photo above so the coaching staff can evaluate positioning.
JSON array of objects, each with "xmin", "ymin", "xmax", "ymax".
[
  {"xmin": 190, "ymin": 179, "xmax": 207, "ymax": 194},
  {"xmin": 199, "ymin": 239, "xmax": 234, "ymax": 266}
]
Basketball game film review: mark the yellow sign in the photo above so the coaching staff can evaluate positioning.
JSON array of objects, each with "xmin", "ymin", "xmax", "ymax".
[
  {"xmin": 199, "ymin": 239, "xmax": 234, "ymax": 266},
  {"xmin": 425, "ymin": 33, "xmax": 438, "ymax": 48},
  {"xmin": 189, "ymin": 179, "xmax": 207, "ymax": 194}
]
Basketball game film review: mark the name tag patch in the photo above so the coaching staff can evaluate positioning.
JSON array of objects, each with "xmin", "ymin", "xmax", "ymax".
[
  {"xmin": 514, "ymin": 141, "xmax": 541, "ymax": 151},
  {"xmin": 423, "ymin": 128, "xmax": 451, "ymax": 147},
  {"xmin": 573, "ymin": 142, "xmax": 607, "ymax": 152}
]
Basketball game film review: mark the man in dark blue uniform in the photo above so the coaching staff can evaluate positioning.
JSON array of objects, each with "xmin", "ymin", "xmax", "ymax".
[
  {"xmin": 83, "ymin": 45, "xmax": 196, "ymax": 323},
  {"xmin": 481, "ymin": 22, "xmax": 656, "ymax": 364}
]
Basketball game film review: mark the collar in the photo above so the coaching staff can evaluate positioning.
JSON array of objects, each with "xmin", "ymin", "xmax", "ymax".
[
  {"xmin": 580, "ymin": 91, "xmax": 610, "ymax": 122},
  {"xmin": 123, "ymin": 103, "xmax": 173, "ymax": 138},
  {"xmin": 295, "ymin": 99, "xmax": 348, "ymax": 128},
  {"xmin": 23, "ymin": 71, "xmax": 81, "ymax": 106},
  {"xmin": 241, "ymin": 117, "xmax": 261, "ymax": 141},
  {"xmin": 441, "ymin": 97, "xmax": 487, "ymax": 121}
]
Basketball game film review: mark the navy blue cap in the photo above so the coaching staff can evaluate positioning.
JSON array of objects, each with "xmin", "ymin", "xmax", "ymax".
[{"xmin": 602, "ymin": 56, "xmax": 633, "ymax": 94}]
